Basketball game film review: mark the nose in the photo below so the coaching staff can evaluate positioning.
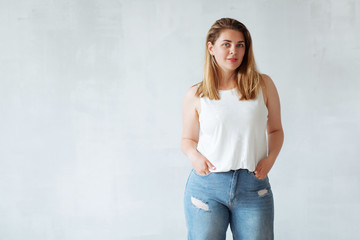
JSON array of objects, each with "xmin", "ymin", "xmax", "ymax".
[{"xmin": 230, "ymin": 46, "xmax": 236, "ymax": 54}]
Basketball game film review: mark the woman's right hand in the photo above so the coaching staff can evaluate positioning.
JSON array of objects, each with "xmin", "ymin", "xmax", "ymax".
[{"xmin": 190, "ymin": 153, "xmax": 216, "ymax": 176}]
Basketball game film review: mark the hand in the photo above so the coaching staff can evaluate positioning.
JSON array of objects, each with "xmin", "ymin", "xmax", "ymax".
[
  {"xmin": 190, "ymin": 153, "xmax": 216, "ymax": 176},
  {"xmin": 254, "ymin": 157, "xmax": 275, "ymax": 180}
]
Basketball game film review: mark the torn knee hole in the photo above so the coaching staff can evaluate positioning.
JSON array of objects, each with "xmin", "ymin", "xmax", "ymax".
[
  {"xmin": 258, "ymin": 189, "xmax": 268, "ymax": 196},
  {"xmin": 191, "ymin": 196, "xmax": 209, "ymax": 211}
]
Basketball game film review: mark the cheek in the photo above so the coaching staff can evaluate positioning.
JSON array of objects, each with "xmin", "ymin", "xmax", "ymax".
[
  {"xmin": 241, "ymin": 48, "xmax": 246, "ymax": 57},
  {"xmin": 238, "ymin": 47, "xmax": 245, "ymax": 55},
  {"xmin": 215, "ymin": 52, "xmax": 227, "ymax": 61},
  {"xmin": 219, "ymin": 51, "xmax": 229, "ymax": 59},
  {"xmin": 237, "ymin": 50, "xmax": 245, "ymax": 61},
  {"xmin": 215, "ymin": 47, "xmax": 227, "ymax": 55}
]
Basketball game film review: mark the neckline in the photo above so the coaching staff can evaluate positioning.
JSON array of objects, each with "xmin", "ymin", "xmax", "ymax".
[{"xmin": 218, "ymin": 87, "xmax": 236, "ymax": 92}]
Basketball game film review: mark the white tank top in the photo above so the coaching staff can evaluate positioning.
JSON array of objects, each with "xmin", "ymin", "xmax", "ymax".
[{"xmin": 197, "ymin": 87, "xmax": 268, "ymax": 173}]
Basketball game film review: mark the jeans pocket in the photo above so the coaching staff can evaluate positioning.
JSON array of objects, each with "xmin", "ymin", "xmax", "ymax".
[
  {"xmin": 250, "ymin": 171, "xmax": 267, "ymax": 181},
  {"xmin": 192, "ymin": 169, "xmax": 212, "ymax": 177}
]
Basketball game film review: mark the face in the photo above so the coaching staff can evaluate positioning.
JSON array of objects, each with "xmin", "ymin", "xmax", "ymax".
[{"xmin": 207, "ymin": 29, "xmax": 246, "ymax": 75}]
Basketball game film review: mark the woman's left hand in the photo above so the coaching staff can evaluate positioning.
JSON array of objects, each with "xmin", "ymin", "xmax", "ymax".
[{"xmin": 254, "ymin": 157, "xmax": 275, "ymax": 180}]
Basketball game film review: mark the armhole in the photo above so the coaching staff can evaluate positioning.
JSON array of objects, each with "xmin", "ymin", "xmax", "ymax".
[
  {"xmin": 260, "ymin": 86, "xmax": 267, "ymax": 107},
  {"xmin": 197, "ymin": 97, "xmax": 202, "ymax": 122},
  {"xmin": 260, "ymin": 75, "xmax": 268, "ymax": 107},
  {"xmin": 191, "ymin": 84, "xmax": 202, "ymax": 122}
]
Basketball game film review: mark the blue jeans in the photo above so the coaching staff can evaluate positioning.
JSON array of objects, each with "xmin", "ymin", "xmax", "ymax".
[{"xmin": 184, "ymin": 168, "xmax": 274, "ymax": 240}]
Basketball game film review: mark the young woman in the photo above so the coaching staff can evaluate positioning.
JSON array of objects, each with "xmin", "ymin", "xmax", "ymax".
[{"xmin": 181, "ymin": 18, "xmax": 284, "ymax": 240}]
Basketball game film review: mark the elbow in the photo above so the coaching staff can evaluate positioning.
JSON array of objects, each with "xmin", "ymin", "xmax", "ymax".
[
  {"xmin": 268, "ymin": 128, "xmax": 283, "ymax": 135},
  {"xmin": 268, "ymin": 128, "xmax": 284, "ymax": 143},
  {"xmin": 181, "ymin": 137, "xmax": 198, "ymax": 144}
]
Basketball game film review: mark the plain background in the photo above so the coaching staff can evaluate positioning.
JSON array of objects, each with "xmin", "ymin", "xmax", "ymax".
[{"xmin": 1, "ymin": 0, "xmax": 359, "ymax": 239}]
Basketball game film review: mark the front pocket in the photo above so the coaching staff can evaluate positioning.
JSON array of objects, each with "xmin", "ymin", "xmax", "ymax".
[
  {"xmin": 192, "ymin": 169, "xmax": 212, "ymax": 177},
  {"xmin": 251, "ymin": 171, "xmax": 267, "ymax": 181}
]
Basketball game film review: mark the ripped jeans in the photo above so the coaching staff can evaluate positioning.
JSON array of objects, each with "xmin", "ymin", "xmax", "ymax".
[{"xmin": 184, "ymin": 168, "xmax": 274, "ymax": 240}]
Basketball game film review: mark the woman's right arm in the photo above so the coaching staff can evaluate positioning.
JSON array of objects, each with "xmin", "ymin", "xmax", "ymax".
[{"xmin": 180, "ymin": 86, "xmax": 216, "ymax": 175}]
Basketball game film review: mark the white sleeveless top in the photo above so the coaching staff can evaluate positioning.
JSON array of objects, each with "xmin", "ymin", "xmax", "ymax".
[{"xmin": 197, "ymin": 87, "xmax": 268, "ymax": 173}]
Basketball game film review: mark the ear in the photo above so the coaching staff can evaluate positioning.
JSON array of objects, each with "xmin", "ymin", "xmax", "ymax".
[{"xmin": 207, "ymin": 41, "xmax": 215, "ymax": 56}]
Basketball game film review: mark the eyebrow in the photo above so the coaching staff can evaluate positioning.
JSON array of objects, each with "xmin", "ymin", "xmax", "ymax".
[{"xmin": 222, "ymin": 40, "xmax": 245, "ymax": 43}]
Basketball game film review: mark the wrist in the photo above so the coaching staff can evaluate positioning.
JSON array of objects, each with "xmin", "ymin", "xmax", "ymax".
[{"xmin": 188, "ymin": 148, "xmax": 200, "ymax": 161}]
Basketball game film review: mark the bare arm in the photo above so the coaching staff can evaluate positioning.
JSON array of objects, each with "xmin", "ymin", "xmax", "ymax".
[
  {"xmin": 254, "ymin": 74, "xmax": 284, "ymax": 179},
  {"xmin": 180, "ymin": 85, "xmax": 215, "ymax": 175},
  {"xmin": 264, "ymin": 74, "xmax": 284, "ymax": 163}
]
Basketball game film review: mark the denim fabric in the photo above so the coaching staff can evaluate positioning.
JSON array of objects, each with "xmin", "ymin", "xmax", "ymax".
[{"xmin": 184, "ymin": 168, "xmax": 274, "ymax": 240}]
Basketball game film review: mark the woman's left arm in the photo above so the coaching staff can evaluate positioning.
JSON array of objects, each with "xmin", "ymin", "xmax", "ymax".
[{"xmin": 254, "ymin": 74, "xmax": 284, "ymax": 180}]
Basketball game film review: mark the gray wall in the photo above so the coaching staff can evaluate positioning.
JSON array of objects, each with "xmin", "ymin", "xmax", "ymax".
[{"xmin": 1, "ymin": 0, "xmax": 359, "ymax": 239}]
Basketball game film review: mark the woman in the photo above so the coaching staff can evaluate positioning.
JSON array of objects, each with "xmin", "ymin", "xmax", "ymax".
[{"xmin": 181, "ymin": 18, "xmax": 284, "ymax": 240}]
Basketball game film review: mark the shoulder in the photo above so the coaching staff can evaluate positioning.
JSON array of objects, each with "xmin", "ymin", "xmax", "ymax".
[
  {"xmin": 183, "ymin": 83, "xmax": 201, "ymax": 116},
  {"xmin": 260, "ymin": 73, "xmax": 278, "ymax": 106},
  {"xmin": 183, "ymin": 83, "xmax": 200, "ymax": 107},
  {"xmin": 261, "ymin": 73, "xmax": 278, "ymax": 94},
  {"xmin": 260, "ymin": 73, "xmax": 281, "ymax": 109},
  {"xmin": 261, "ymin": 73, "xmax": 276, "ymax": 89},
  {"xmin": 184, "ymin": 83, "xmax": 201, "ymax": 101}
]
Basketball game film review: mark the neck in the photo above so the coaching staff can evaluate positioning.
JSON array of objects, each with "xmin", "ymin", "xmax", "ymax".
[{"xmin": 218, "ymin": 70, "xmax": 237, "ymax": 88}]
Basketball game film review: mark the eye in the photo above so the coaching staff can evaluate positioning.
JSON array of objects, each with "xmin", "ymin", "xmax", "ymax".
[
  {"xmin": 237, "ymin": 43, "xmax": 244, "ymax": 47},
  {"xmin": 223, "ymin": 43, "xmax": 230, "ymax": 47}
]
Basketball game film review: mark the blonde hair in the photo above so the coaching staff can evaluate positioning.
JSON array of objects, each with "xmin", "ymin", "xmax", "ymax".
[{"xmin": 194, "ymin": 18, "xmax": 265, "ymax": 100}]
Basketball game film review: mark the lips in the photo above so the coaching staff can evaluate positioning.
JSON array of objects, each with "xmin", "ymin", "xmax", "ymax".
[{"xmin": 228, "ymin": 58, "xmax": 238, "ymax": 62}]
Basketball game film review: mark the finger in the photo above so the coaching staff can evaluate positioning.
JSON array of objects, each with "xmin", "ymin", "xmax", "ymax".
[
  {"xmin": 256, "ymin": 174, "xmax": 267, "ymax": 180},
  {"xmin": 201, "ymin": 170, "xmax": 208, "ymax": 175},
  {"xmin": 197, "ymin": 170, "xmax": 206, "ymax": 176},
  {"xmin": 206, "ymin": 160, "xmax": 216, "ymax": 170}
]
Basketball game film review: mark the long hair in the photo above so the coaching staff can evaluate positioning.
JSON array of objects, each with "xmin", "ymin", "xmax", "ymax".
[{"xmin": 194, "ymin": 18, "xmax": 265, "ymax": 101}]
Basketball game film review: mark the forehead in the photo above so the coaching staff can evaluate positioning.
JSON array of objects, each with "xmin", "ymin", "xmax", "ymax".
[{"xmin": 217, "ymin": 29, "xmax": 244, "ymax": 42}]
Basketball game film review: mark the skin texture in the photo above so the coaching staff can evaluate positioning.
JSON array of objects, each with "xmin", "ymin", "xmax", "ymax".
[{"xmin": 181, "ymin": 29, "xmax": 284, "ymax": 178}]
